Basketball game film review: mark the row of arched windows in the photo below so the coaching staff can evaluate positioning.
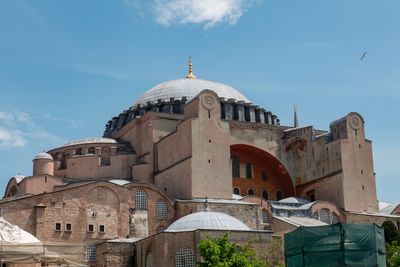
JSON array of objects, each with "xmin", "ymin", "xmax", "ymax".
[
  {"xmin": 312, "ymin": 209, "xmax": 340, "ymax": 224},
  {"xmin": 145, "ymin": 248, "xmax": 196, "ymax": 267},
  {"xmin": 134, "ymin": 190, "xmax": 168, "ymax": 219},
  {"xmin": 233, "ymin": 187, "xmax": 283, "ymax": 201}
]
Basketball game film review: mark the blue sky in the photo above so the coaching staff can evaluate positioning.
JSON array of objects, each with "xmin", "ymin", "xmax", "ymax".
[{"xmin": 0, "ymin": 0, "xmax": 399, "ymax": 202}]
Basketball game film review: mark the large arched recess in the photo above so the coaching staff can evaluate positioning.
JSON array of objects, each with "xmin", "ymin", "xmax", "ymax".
[{"xmin": 231, "ymin": 144, "xmax": 295, "ymax": 200}]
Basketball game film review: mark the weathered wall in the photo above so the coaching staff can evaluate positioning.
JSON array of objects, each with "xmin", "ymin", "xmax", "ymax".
[
  {"xmin": 0, "ymin": 182, "xmax": 174, "ymax": 244},
  {"xmin": 174, "ymin": 200, "xmax": 261, "ymax": 230},
  {"xmin": 96, "ymin": 241, "xmax": 135, "ymax": 267}
]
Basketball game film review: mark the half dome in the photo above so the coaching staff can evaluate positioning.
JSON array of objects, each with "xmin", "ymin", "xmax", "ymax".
[
  {"xmin": 134, "ymin": 78, "xmax": 251, "ymax": 106},
  {"xmin": 165, "ymin": 211, "xmax": 250, "ymax": 232}
]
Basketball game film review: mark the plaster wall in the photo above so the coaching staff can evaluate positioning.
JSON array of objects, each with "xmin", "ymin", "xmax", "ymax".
[
  {"xmin": 297, "ymin": 173, "xmax": 345, "ymax": 209},
  {"xmin": 154, "ymin": 159, "xmax": 192, "ymax": 200},
  {"xmin": 18, "ymin": 175, "xmax": 63, "ymax": 195},
  {"xmin": 189, "ymin": 92, "xmax": 232, "ymax": 199},
  {"xmin": 340, "ymin": 119, "xmax": 378, "ymax": 212},
  {"xmin": 64, "ymin": 154, "xmax": 135, "ymax": 179}
]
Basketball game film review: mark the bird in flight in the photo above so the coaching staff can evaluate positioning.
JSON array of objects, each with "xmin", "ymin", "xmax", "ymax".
[{"xmin": 360, "ymin": 52, "xmax": 367, "ymax": 61}]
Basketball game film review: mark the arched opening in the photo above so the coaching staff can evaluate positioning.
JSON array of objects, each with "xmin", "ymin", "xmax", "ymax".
[
  {"xmin": 87, "ymin": 147, "xmax": 95, "ymax": 154},
  {"xmin": 262, "ymin": 190, "xmax": 269, "ymax": 200},
  {"xmin": 248, "ymin": 188, "xmax": 255, "ymax": 196},
  {"xmin": 233, "ymin": 187, "xmax": 240, "ymax": 195},
  {"xmin": 231, "ymin": 144, "xmax": 295, "ymax": 200}
]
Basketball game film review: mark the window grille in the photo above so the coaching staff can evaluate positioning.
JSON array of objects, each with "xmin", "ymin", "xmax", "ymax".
[
  {"xmin": 233, "ymin": 187, "xmax": 240, "ymax": 195},
  {"xmin": 312, "ymin": 212, "xmax": 319, "ymax": 220},
  {"xmin": 135, "ymin": 190, "xmax": 148, "ymax": 210},
  {"xmin": 262, "ymin": 190, "xmax": 268, "ymax": 200},
  {"xmin": 319, "ymin": 209, "xmax": 331, "ymax": 224},
  {"xmin": 176, "ymin": 248, "xmax": 195, "ymax": 267},
  {"xmin": 261, "ymin": 210, "xmax": 270, "ymax": 224},
  {"xmin": 146, "ymin": 253, "xmax": 153, "ymax": 267},
  {"xmin": 156, "ymin": 200, "xmax": 168, "ymax": 219},
  {"xmin": 85, "ymin": 245, "xmax": 96, "ymax": 262}
]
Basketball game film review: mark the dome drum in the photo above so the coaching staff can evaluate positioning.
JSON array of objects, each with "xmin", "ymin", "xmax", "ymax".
[{"xmin": 104, "ymin": 98, "xmax": 279, "ymax": 137}]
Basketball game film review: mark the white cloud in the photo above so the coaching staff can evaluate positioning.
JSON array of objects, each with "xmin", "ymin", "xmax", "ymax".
[
  {"xmin": 0, "ymin": 110, "xmax": 66, "ymax": 149},
  {"xmin": 124, "ymin": 0, "xmax": 258, "ymax": 28},
  {"xmin": 0, "ymin": 128, "xmax": 26, "ymax": 147}
]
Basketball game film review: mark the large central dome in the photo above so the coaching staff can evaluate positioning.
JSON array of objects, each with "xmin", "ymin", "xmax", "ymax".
[{"xmin": 134, "ymin": 78, "xmax": 251, "ymax": 106}]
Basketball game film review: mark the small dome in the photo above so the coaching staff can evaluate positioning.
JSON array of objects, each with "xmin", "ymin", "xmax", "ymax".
[
  {"xmin": 165, "ymin": 211, "xmax": 250, "ymax": 232},
  {"xmin": 33, "ymin": 152, "xmax": 53, "ymax": 161},
  {"xmin": 63, "ymin": 137, "xmax": 117, "ymax": 147},
  {"xmin": 134, "ymin": 78, "xmax": 251, "ymax": 106}
]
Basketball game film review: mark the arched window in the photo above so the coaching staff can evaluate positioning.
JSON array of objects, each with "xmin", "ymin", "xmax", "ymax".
[
  {"xmin": 176, "ymin": 248, "xmax": 195, "ymax": 267},
  {"xmin": 233, "ymin": 187, "xmax": 240, "ymax": 195},
  {"xmin": 156, "ymin": 200, "xmax": 168, "ymax": 219},
  {"xmin": 135, "ymin": 190, "xmax": 148, "ymax": 210},
  {"xmin": 262, "ymin": 190, "xmax": 269, "ymax": 200},
  {"xmin": 276, "ymin": 191, "xmax": 283, "ymax": 201},
  {"xmin": 248, "ymin": 188, "xmax": 255, "ymax": 196},
  {"xmin": 146, "ymin": 253, "xmax": 153, "ymax": 267},
  {"xmin": 231, "ymin": 155, "xmax": 240, "ymax": 177},
  {"xmin": 319, "ymin": 209, "xmax": 331, "ymax": 224}
]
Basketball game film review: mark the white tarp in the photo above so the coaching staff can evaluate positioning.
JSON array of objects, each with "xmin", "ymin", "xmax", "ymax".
[{"xmin": 0, "ymin": 217, "xmax": 40, "ymax": 244}]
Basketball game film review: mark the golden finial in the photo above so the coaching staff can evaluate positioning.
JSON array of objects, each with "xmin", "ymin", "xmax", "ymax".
[{"xmin": 185, "ymin": 56, "xmax": 196, "ymax": 79}]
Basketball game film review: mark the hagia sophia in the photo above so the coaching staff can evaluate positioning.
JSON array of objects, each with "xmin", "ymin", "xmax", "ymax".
[{"xmin": 0, "ymin": 59, "xmax": 399, "ymax": 266}]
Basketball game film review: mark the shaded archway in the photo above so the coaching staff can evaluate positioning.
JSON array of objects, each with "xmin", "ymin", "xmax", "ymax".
[{"xmin": 231, "ymin": 144, "xmax": 295, "ymax": 200}]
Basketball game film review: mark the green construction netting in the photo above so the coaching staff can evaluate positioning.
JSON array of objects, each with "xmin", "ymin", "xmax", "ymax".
[{"xmin": 284, "ymin": 223, "xmax": 386, "ymax": 267}]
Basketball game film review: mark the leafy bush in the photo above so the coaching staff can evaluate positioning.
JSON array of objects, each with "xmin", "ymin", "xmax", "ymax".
[
  {"xmin": 198, "ymin": 233, "xmax": 263, "ymax": 267},
  {"xmin": 386, "ymin": 241, "xmax": 400, "ymax": 267}
]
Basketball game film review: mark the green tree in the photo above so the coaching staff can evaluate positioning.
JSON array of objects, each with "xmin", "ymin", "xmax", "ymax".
[
  {"xmin": 382, "ymin": 221, "xmax": 400, "ymax": 244},
  {"xmin": 198, "ymin": 233, "xmax": 263, "ymax": 267},
  {"xmin": 386, "ymin": 241, "xmax": 400, "ymax": 267}
]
